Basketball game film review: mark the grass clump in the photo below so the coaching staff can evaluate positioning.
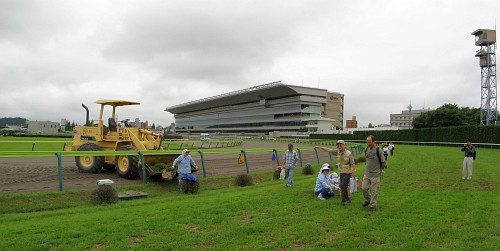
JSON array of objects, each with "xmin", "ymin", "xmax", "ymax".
[
  {"xmin": 272, "ymin": 169, "xmax": 281, "ymax": 180},
  {"xmin": 356, "ymin": 156, "xmax": 366, "ymax": 163},
  {"xmin": 90, "ymin": 185, "xmax": 118, "ymax": 204},
  {"xmin": 302, "ymin": 163, "xmax": 314, "ymax": 175},
  {"xmin": 234, "ymin": 174, "xmax": 253, "ymax": 187},
  {"xmin": 179, "ymin": 180, "xmax": 200, "ymax": 194}
]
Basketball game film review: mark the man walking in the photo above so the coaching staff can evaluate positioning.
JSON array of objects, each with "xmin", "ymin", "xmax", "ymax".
[
  {"xmin": 283, "ymin": 143, "xmax": 298, "ymax": 187},
  {"xmin": 461, "ymin": 139, "xmax": 476, "ymax": 180},
  {"xmin": 362, "ymin": 135, "xmax": 386, "ymax": 211}
]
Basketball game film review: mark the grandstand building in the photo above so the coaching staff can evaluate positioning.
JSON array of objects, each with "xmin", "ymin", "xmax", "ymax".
[{"xmin": 165, "ymin": 81, "xmax": 344, "ymax": 134}]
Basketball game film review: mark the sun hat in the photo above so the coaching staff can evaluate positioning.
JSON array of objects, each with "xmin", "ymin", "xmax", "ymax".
[
  {"xmin": 336, "ymin": 140, "xmax": 345, "ymax": 145},
  {"xmin": 321, "ymin": 163, "xmax": 331, "ymax": 171}
]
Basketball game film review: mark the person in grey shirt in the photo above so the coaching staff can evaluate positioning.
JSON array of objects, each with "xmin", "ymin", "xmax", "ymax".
[
  {"xmin": 362, "ymin": 135, "xmax": 386, "ymax": 211},
  {"xmin": 461, "ymin": 139, "xmax": 476, "ymax": 180}
]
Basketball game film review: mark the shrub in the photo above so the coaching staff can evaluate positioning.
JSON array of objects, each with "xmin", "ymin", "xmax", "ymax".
[
  {"xmin": 356, "ymin": 156, "xmax": 366, "ymax": 163},
  {"xmin": 189, "ymin": 181, "xmax": 200, "ymax": 194},
  {"xmin": 273, "ymin": 169, "xmax": 281, "ymax": 180},
  {"xmin": 179, "ymin": 180, "xmax": 200, "ymax": 194},
  {"xmin": 234, "ymin": 174, "xmax": 253, "ymax": 187},
  {"xmin": 302, "ymin": 163, "xmax": 314, "ymax": 175},
  {"xmin": 91, "ymin": 185, "xmax": 118, "ymax": 204}
]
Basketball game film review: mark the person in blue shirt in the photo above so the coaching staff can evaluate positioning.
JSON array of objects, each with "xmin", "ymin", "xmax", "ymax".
[
  {"xmin": 172, "ymin": 149, "xmax": 198, "ymax": 182},
  {"xmin": 282, "ymin": 143, "xmax": 298, "ymax": 187},
  {"xmin": 314, "ymin": 163, "xmax": 334, "ymax": 200}
]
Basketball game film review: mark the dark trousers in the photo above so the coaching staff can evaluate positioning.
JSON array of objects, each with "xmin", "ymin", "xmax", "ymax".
[
  {"xmin": 315, "ymin": 188, "xmax": 334, "ymax": 198},
  {"xmin": 340, "ymin": 173, "xmax": 351, "ymax": 203}
]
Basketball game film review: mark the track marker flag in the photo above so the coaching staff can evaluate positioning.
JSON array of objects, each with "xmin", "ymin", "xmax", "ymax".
[{"xmin": 238, "ymin": 153, "xmax": 245, "ymax": 164}]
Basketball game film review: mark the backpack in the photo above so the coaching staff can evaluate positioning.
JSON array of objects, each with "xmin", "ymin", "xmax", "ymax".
[{"xmin": 365, "ymin": 146, "xmax": 383, "ymax": 169}]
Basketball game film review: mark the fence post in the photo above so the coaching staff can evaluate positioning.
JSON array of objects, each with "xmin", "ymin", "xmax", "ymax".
[
  {"xmin": 32, "ymin": 143, "xmax": 36, "ymax": 151},
  {"xmin": 314, "ymin": 148, "xmax": 320, "ymax": 164},
  {"xmin": 328, "ymin": 151, "xmax": 333, "ymax": 162},
  {"xmin": 138, "ymin": 152, "xmax": 147, "ymax": 184},
  {"xmin": 272, "ymin": 149, "xmax": 280, "ymax": 166},
  {"xmin": 241, "ymin": 150, "xmax": 249, "ymax": 174},
  {"xmin": 179, "ymin": 143, "xmax": 183, "ymax": 150},
  {"xmin": 56, "ymin": 152, "xmax": 63, "ymax": 191},
  {"xmin": 198, "ymin": 150, "xmax": 207, "ymax": 178},
  {"xmin": 296, "ymin": 148, "xmax": 303, "ymax": 167},
  {"xmin": 62, "ymin": 142, "xmax": 67, "ymax": 151}
]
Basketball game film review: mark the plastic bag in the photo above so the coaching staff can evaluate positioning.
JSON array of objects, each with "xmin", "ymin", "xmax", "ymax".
[
  {"xmin": 349, "ymin": 177, "xmax": 358, "ymax": 193},
  {"xmin": 280, "ymin": 168, "xmax": 286, "ymax": 179}
]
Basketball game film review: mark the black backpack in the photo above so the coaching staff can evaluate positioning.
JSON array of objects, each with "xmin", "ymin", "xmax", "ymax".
[{"xmin": 365, "ymin": 146, "xmax": 383, "ymax": 169}]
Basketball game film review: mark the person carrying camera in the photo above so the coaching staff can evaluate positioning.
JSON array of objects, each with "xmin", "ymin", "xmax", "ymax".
[{"xmin": 461, "ymin": 139, "xmax": 476, "ymax": 180}]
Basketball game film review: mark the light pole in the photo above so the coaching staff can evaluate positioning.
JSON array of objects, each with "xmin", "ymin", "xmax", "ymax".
[{"xmin": 407, "ymin": 103, "xmax": 413, "ymax": 129}]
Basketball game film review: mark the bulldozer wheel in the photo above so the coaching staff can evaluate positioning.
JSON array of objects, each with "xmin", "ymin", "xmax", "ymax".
[
  {"xmin": 115, "ymin": 145, "xmax": 139, "ymax": 179},
  {"xmin": 75, "ymin": 143, "xmax": 104, "ymax": 174}
]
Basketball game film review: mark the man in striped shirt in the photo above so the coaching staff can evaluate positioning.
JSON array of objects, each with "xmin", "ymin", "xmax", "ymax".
[{"xmin": 283, "ymin": 143, "xmax": 298, "ymax": 187}]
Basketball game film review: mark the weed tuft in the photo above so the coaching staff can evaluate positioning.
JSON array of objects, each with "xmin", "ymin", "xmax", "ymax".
[
  {"xmin": 302, "ymin": 163, "xmax": 314, "ymax": 175},
  {"xmin": 91, "ymin": 185, "xmax": 118, "ymax": 204},
  {"xmin": 356, "ymin": 156, "xmax": 366, "ymax": 163},
  {"xmin": 234, "ymin": 174, "xmax": 253, "ymax": 187},
  {"xmin": 179, "ymin": 180, "xmax": 199, "ymax": 194},
  {"xmin": 273, "ymin": 169, "xmax": 281, "ymax": 180}
]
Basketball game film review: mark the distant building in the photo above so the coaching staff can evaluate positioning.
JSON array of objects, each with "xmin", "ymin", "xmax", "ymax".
[
  {"xmin": 390, "ymin": 108, "xmax": 431, "ymax": 128},
  {"xmin": 27, "ymin": 121, "xmax": 60, "ymax": 134},
  {"xmin": 165, "ymin": 81, "xmax": 345, "ymax": 134},
  {"xmin": 305, "ymin": 117, "xmax": 336, "ymax": 134},
  {"xmin": 129, "ymin": 118, "xmax": 149, "ymax": 129},
  {"xmin": 165, "ymin": 123, "xmax": 176, "ymax": 134},
  {"xmin": 60, "ymin": 119, "xmax": 67, "ymax": 131},
  {"xmin": 346, "ymin": 116, "xmax": 357, "ymax": 128}
]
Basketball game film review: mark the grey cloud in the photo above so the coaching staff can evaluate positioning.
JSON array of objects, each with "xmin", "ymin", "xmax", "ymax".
[{"xmin": 102, "ymin": 0, "xmax": 333, "ymax": 83}]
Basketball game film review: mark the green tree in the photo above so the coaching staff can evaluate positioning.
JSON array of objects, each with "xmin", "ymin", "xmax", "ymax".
[
  {"xmin": 412, "ymin": 104, "xmax": 480, "ymax": 128},
  {"xmin": 368, "ymin": 123, "xmax": 374, "ymax": 128}
]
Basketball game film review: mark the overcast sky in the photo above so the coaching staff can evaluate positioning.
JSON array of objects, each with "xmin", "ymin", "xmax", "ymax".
[{"xmin": 0, "ymin": 0, "xmax": 498, "ymax": 128}]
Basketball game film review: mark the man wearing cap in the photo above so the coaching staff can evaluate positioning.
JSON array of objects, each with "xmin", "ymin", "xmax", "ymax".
[
  {"xmin": 314, "ymin": 163, "xmax": 335, "ymax": 200},
  {"xmin": 315, "ymin": 140, "xmax": 356, "ymax": 205},
  {"xmin": 173, "ymin": 149, "xmax": 198, "ymax": 183}
]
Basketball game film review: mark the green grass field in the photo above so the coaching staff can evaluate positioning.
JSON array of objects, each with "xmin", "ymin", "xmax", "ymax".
[{"xmin": 0, "ymin": 144, "xmax": 498, "ymax": 250}]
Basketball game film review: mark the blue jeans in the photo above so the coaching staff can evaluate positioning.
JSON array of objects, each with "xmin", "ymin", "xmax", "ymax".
[
  {"xmin": 315, "ymin": 188, "xmax": 334, "ymax": 198},
  {"xmin": 286, "ymin": 166, "xmax": 295, "ymax": 186}
]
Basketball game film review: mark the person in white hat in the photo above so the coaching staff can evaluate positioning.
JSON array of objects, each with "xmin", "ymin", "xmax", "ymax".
[
  {"xmin": 172, "ymin": 149, "xmax": 198, "ymax": 183},
  {"xmin": 315, "ymin": 140, "xmax": 356, "ymax": 205},
  {"xmin": 314, "ymin": 163, "xmax": 334, "ymax": 200}
]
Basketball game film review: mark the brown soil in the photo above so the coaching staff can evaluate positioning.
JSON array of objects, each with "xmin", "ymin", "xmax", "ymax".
[{"xmin": 0, "ymin": 141, "xmax": 334, "ymax": 194}]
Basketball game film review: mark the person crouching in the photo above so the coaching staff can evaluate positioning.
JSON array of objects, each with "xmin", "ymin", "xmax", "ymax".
[{"xmin": 314, "ymin": 163, "xmax": 335, "ymax": 200}]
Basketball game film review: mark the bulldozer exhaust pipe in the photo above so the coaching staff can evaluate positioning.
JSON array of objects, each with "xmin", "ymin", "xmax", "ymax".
[{"xmin": 82, "ymin": 104, "xmax": 90, "ymax": 126}]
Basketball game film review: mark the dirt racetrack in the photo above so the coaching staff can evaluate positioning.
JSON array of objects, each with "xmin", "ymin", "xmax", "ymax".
[{"xmin": 0, "ymin": 141, "xmax": 335, "ymax": 194}]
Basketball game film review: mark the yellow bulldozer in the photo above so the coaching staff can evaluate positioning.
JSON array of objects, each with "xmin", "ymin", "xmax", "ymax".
[{"xmin": 65, "ymin": 100, "xmax": 184, "ymax": 180}]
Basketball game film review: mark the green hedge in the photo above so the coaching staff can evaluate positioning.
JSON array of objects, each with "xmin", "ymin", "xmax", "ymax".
[{"xmin": 311, "ymin": 125, "xmax": 500, "ymax": 143}]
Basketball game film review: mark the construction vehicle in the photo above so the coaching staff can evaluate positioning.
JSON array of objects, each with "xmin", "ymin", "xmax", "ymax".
[{"xmin": 65, "ymin": 100, "xmax": 192, "ymax": 180}]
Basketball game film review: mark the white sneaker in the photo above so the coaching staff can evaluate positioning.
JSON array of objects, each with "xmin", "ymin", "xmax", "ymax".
[
  {"xmin": 462, "ymin": 177, "xmax": 466, "ymax": 180},
  {"xmin": 317, "ymin": 194, "xmax": 325, "ymax": 200}
]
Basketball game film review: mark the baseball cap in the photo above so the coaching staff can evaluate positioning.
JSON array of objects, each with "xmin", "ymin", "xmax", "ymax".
[{"xmin": 336, "ymin": 140, "xmax": 345, "ymax": 145}]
